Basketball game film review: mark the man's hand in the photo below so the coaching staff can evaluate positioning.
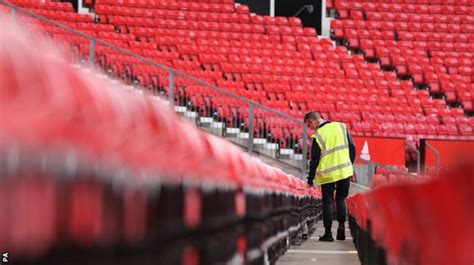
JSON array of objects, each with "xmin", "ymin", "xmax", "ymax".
[
  {"xmin": 307, "ymin": 178, "xmax": 313, "ymax": 189},
  {"xmin": 351, "ymin": 173, "xmax": 357, "ymax": 183}
]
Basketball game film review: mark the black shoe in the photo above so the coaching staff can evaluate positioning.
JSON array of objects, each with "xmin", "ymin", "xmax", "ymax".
[
  {"xmin": 336, "ymin": 228, "xmax": 346, "ymax": 241},
  {"xmin": 319, "ymin": 232, "xmax": 334, "ymax": 242},
  {"xmin": 302, "ymin": 234, "xmax": 308, "ymax": 240}
]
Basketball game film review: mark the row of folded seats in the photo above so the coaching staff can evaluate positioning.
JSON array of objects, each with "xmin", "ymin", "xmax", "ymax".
[
  {"xmin": 327, "ymin": 0, "xmax": 474, "ymax": 8},
  {"xmin": 371, "ymin": 171, "xmax": 438, "ymax": 189},
  {"xmin": 347, "ymin": 161, "xmax": 474, "ymax": 265},
  {"xmin": 0, "ymin": 23, "xmax": 322, "ymax": 265},
  {"xmin": 370, "ymin": 165, "xmax": 414, "ymax": 189},
  {"xmin": 331, "ymin": 0, "xmax": 474, "ymax": 116},
  {"xmin": 2, "ymin": 0, "xmax": 473, "ymax": 157}
]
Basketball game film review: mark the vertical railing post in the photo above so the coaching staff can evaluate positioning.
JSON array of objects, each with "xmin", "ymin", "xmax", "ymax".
[
  {"xmin": 406, "ymin": 143, "xmax": 421, "ymax": 175},
  {"xmin": 367, "ymin": 161, "xmax": 376, "ymax": 186},
  {"xmin": 302, "ymin": 124, "xmax": 308, "ymax": 179},
  {"xmin": 270, "ymin": 0, "xmax": 275, "ymax": 17},
  {"xmin": 11, "ymin": 5, "xmax": 16, "ymax": 23},
  {"xmin": 89, "ymin": 38, "xmax": 95, "ymax": 66},
  {"xmin": 169, "ymin": 71, "xmax": 175, "ymax": 107},
  {"xmin": 248, "ymin": 104, "xmax": 254, "ymax": 154},
  {"xmin": 426, "ymin": 142, "xmax": 440, "ymax": 175},
  {"xmin": 415, "ymin": 149, "xmax": 421, "ymax": 175}
]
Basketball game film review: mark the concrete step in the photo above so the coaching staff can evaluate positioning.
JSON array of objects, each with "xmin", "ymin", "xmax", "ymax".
[{"xmin": 278, "ymin": 222, "xmax": 360, "ymax": 265}]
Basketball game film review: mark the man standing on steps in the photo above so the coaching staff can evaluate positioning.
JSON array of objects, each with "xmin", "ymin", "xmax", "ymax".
[{"xmin": 304, "ymin": 111, "xmax": 356, "ymax": 242}]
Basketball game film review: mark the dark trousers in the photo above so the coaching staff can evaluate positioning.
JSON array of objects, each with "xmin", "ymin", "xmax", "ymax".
[{"xmin": 321, "ymin": 176, "xmax": 351, "ymax": 231}]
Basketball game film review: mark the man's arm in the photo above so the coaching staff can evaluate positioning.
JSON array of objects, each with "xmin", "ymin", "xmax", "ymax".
[
  {"xmin": 347, "ymin": 130, "xmax": 356, "ymax": 163},
  {"xmin": 307, "ymin": 138, "xmax": 321, "ymax": 186}
]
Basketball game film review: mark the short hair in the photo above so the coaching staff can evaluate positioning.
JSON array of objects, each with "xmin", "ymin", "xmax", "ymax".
[{"xmin": 304, "ymin": 111, "xmax": 321, "ymax": 123}]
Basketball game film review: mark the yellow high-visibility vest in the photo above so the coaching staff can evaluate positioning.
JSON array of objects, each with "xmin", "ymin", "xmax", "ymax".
[{"xmin": 311, "ymin": 122, "xmax": 353, "ymax": 185}]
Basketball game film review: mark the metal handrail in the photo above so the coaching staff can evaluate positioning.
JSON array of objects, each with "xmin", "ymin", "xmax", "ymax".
[
  {"xmin": 425, "ymin": 142, "xmax": 440, "ymax": 175},
  {"xmin": 293, "ymin": 5, "xmax": 314, "ymax": 17}
]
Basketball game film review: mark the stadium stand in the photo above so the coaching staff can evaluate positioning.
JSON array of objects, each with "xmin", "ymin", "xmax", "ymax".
[
  {"xmin": 0, "ymin": 18, "xmax": 321, "ymax": 264},
  {"xmin": 2, "ymin": 0, "xmax": 474, "ymax": 264},
  {"xmin": 3, "ymin": 0, "xmax": 473, "ymax": 167},
  {"xmin": 331, "ymin": 0, "xmax": 474, "ymax": 132}
]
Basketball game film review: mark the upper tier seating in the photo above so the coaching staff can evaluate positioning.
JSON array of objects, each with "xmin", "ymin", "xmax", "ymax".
[
  {"xmin": 3, "ymin": 0, "xmax": 474, "ymax": 148},
  {"xmin": 331, "ymin": 0, "xmax": 474, "ymax": 118}
]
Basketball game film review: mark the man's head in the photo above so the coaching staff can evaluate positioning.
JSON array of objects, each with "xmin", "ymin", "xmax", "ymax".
[{"xmin": 304, "ymin": 111, "xmax": 323, "ymax": 130}]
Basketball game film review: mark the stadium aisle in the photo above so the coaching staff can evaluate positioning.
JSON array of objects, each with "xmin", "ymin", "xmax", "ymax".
[{"xmin": 278, "ymin": 221, "xmax": 360, "ymax": 265}]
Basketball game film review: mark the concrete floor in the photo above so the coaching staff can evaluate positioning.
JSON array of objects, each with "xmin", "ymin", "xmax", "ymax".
[{"xmin": 277, "ymin": 221, "xmax": 361, "ymax": 265}]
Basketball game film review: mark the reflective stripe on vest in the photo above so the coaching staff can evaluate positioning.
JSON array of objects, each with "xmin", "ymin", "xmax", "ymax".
[
  {"xmin": 316, "ymin": 161, "xmax": 353, "ymax": 177},
  {"xmin": 311, "ymin": 122, "xmax": 353, "ymax": 185}
]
